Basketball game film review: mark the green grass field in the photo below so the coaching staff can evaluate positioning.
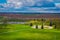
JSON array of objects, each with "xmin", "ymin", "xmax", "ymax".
[{"xmin": 0, "ymin": 24, "xmax": 60, "ymax": 40}]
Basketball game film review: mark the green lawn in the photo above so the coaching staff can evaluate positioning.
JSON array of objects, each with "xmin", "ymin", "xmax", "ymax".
[{"xmin": 0, "ymin": 24, "xmax": 60, "ymax": 40}]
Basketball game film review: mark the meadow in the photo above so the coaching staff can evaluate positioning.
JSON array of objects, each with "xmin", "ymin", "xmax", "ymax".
[{"xmin": 0, "ymin": 24, "xmax": 60, "ymax": 40}]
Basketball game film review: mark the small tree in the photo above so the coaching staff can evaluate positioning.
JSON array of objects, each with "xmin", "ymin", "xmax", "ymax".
[
  {"xmin": 30, "ymin": 23, "xmax": 33, "ymax": 26},
  {"xmin": 3, "ymin": 19, "xmax": 8, "ymax": 28},
  {"xmin": 49, "ymin": 21, "xmax": 52, "ymax": 26},
  {"xmin": 2, "ymin": 16, "xmax": 8, "ymax": 29},
  {"xmin": 0, "ymin": 16, "xmax": 8, "ymax": 33},
  {"xmin": 36, "ymin": 25, "xmax": 38, "ymax": 29},
  {"xmin": 54, "ymin": 24, "xmax": 56, "ymax": 29},
  {"xmin": 41, "ymin": 23, "xmax": 44, "ymax": 29},
  {"xmin": 41, "ymin": 19, "xmax": 44, "ymax": 29}
]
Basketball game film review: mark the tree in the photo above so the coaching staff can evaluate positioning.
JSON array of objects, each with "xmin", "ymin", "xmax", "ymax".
[
  {"xmin": 2, "ymin": 18, "xmax": 8, "ymax": 28},
  {"xmin": 49, "ymin": 21, "xmax": 52, "ymax": 26},
  {"xmin": 41, "ymin": 24, "xmax": 43, "ymax": 29},
  {"xmin": 54, "ymin": 24, "xmax": 56, "ymax": 29},
  {"xmin": 0, "ymin": 16, "xmax": 8, "ymax": 33},
  {"xmin": 36, "ymin": 25, "xmax": 38, "ymax": 29},
  {"xmin": 30, "ymin": 23, "xmax": 33, "ymax": 26},
  {"xmin": 41, "ymin": 19, "xmax": 44, "ymax": 29}
]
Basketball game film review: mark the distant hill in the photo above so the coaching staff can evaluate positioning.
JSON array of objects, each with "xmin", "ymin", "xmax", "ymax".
[{"xmin": 0, "ymin": 12, "xmax": 60, "ymax": 19}]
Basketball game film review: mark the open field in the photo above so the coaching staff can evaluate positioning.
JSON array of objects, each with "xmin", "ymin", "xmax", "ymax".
[{"xmin": 0, "ymin": 24, "xmax": 60, "ymax": 40}]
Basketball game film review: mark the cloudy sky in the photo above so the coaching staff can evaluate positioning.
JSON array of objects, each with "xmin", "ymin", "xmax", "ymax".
[{"xmin": 0, "ymin": 0, "xmax": 60, "ymax": 13}]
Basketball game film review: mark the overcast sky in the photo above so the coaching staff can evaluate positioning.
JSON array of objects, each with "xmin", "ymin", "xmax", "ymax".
[{"xmin": 0, "ymin": 0, "xmax": 60, "ymax": 13}]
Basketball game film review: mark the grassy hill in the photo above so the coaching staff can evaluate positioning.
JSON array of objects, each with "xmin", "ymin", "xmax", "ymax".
[{"xmin": 0, "ymin": 24, "xmax": 60, "ymax": 40}]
